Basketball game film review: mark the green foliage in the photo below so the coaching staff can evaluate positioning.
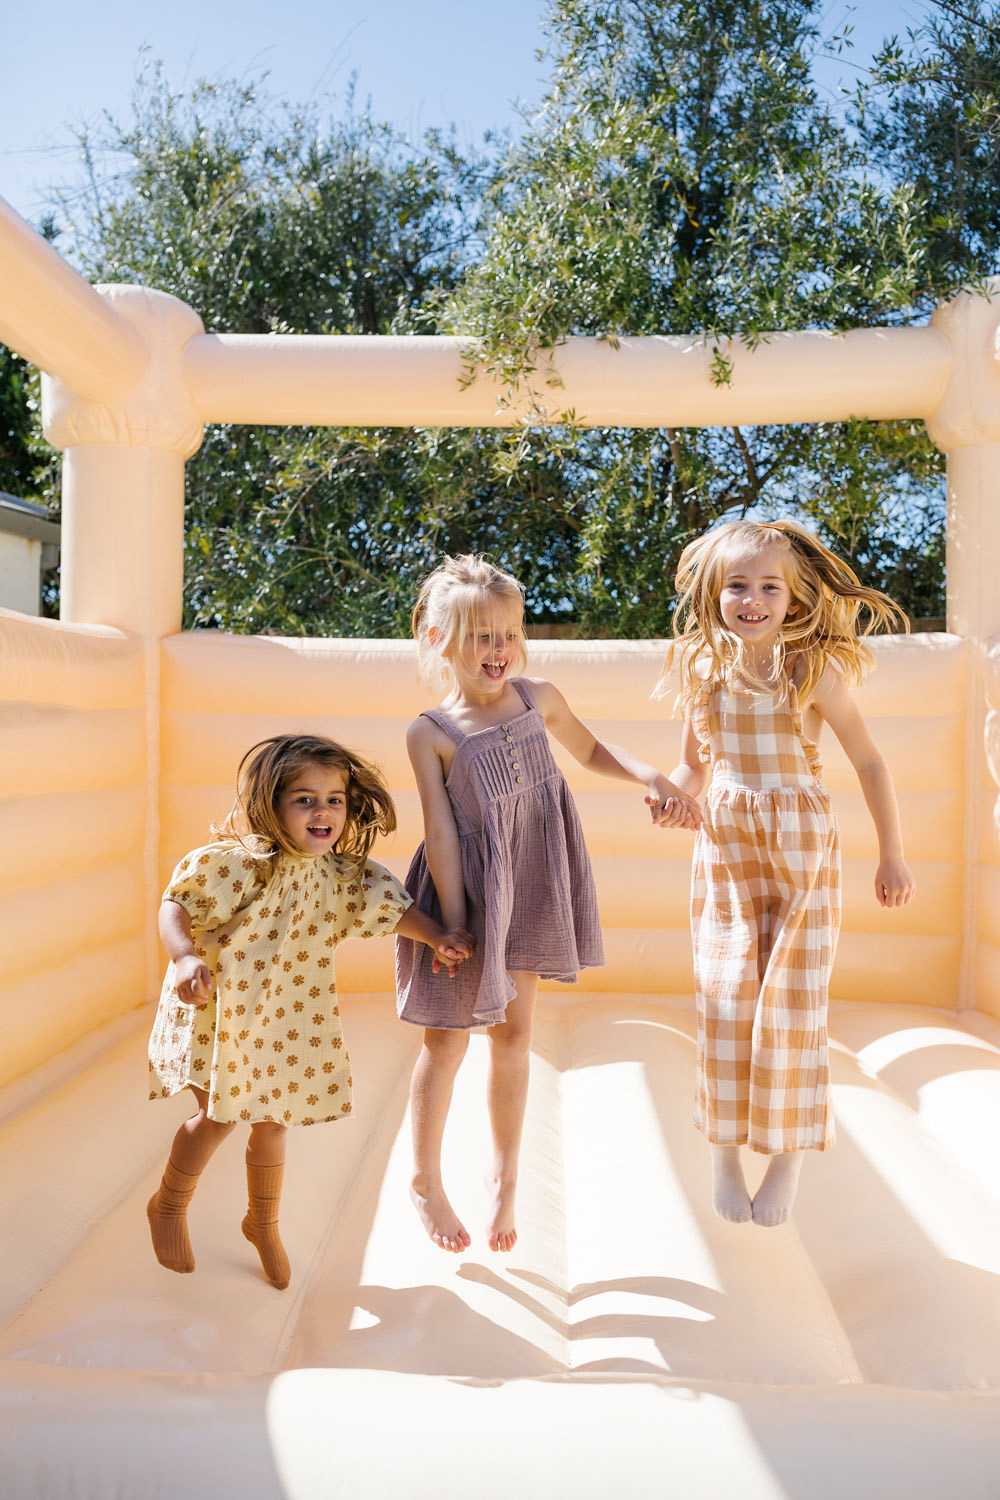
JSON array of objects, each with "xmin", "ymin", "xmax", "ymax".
[
  {"xmin": 19, "ymin": 4, "xmax": 1000, "ymax": 634},
  {"xmin": 447, "ymin": 0, "xmax": 950, "ymax": 628},
  {"xmin": 51, "ymin": 66, "xmax": 544, "ymax": 633},
  {"xmin": 64, "ymin": 66, "xmax": 478, "ymax": 337},
  {"xmin": 0, "ymin": 334, "xmax": 61, "ymax": 618},
  {"xmin": 0, "ymin": 347, "xmax": 36, "ymax": 498},
  {"xmin": 858, "ymin": 0, "xmax": 1000, "ymax": 298},
  {"xmin": 457, "ymin": 0, "xmax": 930, "ymax": 367}
]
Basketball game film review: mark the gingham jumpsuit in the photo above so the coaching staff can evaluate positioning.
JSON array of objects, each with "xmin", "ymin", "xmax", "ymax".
[{"xmin": 690, "ymin": 676, "xmax": 840, "ymax": 1154}]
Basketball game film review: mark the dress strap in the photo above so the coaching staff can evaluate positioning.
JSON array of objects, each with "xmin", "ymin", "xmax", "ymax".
[
  {"xmin": 690, "ymin": 678, "xmax": 713, "ymax": 765},
  {"xmin": 510, "ymin": 678, "xmax": 535, "ymax": 710},
  {"xmin": 786, "ymin": 682, "xmax": 823, "ymax": 777},
  {"xmin": 420, "ymin": 708, "xmax": 464, "ymax": 743}
]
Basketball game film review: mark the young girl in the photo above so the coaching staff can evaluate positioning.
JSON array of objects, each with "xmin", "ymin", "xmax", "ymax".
[
  {"xmin": 395, "ymin": 554, "xmax": 699, "ymax": 1255},
  {"xmin": 660, "ymin": 518, "xmax": 916, "ymax": 1227},
  {"xmin": 147, "ymin": 733, "xmax": 470, "ymax": 1288}
]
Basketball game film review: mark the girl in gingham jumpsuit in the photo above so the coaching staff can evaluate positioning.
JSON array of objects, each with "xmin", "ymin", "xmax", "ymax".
[{"xmin": 658, "ymin": 520, "xmax": 916, "ymax": 1227}]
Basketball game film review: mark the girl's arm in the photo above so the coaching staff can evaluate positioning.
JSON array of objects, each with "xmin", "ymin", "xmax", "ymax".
[
  {"xmin": 529, "ymin": 677, "xmax": 702, "ymax": 830},
  {"xmin": 406, "ymin": 716, "xmax": 470, "ymax": 927},
  {"xmin": 394, "ymin": 905, "xmax": 474, "ymax": 976},
  {"xmin": 810, "ymin": 667, "xmax": 916, "ymax": 908},
  {"xmin": 159, "ymin": 900, "xmax": 212, "ymax": 1006},
  {"xmin": 667, "ymin": 715, "xmax": 709, "ymax": 803}
]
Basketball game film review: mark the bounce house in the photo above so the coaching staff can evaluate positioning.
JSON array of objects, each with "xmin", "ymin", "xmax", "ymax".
[{"xmin": 0, "ymin": 192, "xmax": 998, "ymax": 1498}]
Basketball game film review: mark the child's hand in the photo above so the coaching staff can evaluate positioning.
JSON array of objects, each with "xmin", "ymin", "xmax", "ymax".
[
  {"xmin": 875, "ymin": 857, "xmax": 916, "ymax": 908},
  {"xmin": 173, "ymin": 953, "xmax": 212, "ymax": 1007},
  {"xmin": 431, "ymin": 926, "xmax": 476, "ymax": 977},
  {"xmin": 646, "ymin": 776, "xmax": 702, "ymax": 831}
]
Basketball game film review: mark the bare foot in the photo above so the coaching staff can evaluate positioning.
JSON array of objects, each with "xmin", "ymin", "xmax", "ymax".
[
  {"xmin": 410, "ymin": 1181, "xmax": 470, "ymax": 1253},
  {"xmin": 752, "ymin": 1152, "xmax": 803, "ymax": 1227},
  {"xmin": 710, "ymin": 1144, "xmax": 752, "ymax": 1224},
  {"xmin": 485, "ymin": 1175, "xmax": 517, "ymax": 1252}
]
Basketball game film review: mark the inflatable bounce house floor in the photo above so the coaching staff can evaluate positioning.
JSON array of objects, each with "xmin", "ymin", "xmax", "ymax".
[{"xmin": 1, "ymin": 992, "xmax": 999, "ymax": 1498}]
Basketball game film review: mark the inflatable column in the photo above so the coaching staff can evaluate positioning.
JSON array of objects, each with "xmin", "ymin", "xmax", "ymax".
[
  {"xmin": 927, "ymin": 282, "xmax": 1000, "ymax": 1017},
  {"xmin": 41, "ymin": 287, "xmax": 205, "ymax": 997}
]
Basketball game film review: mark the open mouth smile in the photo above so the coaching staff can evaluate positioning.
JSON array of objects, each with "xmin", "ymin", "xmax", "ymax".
[
  {"xmin": 306, "ymin": 824, "xmax": 334, "ymax": 840},
  {"xmin": 483, "ymin": 661, "xmax": 507, "ymax": 680}
]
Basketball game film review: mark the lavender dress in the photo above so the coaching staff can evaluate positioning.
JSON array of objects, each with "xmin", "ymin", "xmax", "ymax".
[{"xmin": 395, "ymin": 678, "xmax": 605, "ymax": 1028}]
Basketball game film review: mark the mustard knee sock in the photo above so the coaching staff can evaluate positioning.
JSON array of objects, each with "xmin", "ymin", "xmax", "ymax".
[
  {"xmin": 242, "ymin": 1160, "xmax": 291, "ymax": 1289},
  {"xmin": 147, "ymin": 1159, "xmax": 201, "ymax": 1273}
]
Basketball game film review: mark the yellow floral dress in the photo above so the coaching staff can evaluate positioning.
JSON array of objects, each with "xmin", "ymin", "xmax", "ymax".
[{"xmin": 148, "ymin": 842, "xmax": 411, "ymax": 1126}]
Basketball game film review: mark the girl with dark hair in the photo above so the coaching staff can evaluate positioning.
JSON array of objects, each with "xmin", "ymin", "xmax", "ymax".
[{"xmin": 146, "ymin": 733, "xmax": 470, "ymax": 1287}]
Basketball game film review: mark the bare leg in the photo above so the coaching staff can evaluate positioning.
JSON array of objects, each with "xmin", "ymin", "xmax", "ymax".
[
  {"xmin": 147, "ymin": 1086, "xmax": 236, "ymax": 1272},
  {"xmin": 243, "ymin": 1121, "xmax": 291, "ymax": 1287},
  {"xmin": 409, "ymin": 1026, "xmax": 471, "ymax": 1252},
  {"xmin": 246, "ymin": 1120, "xmax": 287, "ymax": 1169},
  {"xmin": 484, "ymin": 972, "xmax": 538, "ymax": 1252},
  {"xmin": 752, "ymin": 1150, "xmax": 804, "ymax": 1227},
  {"xmin": 710, "ymin": 1143, "xmax": 752, "ymax": 1223}
]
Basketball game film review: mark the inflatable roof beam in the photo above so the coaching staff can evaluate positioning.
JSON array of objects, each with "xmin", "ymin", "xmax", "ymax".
[
  {"xmin": 181, "ymin": 324, "xmax": 953, "ymax": 428},
  {"xmin": 0, "ymin": 196, "xmax": 147, "ymax": 402}
]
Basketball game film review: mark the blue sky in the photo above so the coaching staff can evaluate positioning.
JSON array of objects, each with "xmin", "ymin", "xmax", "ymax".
[{"xmin": 2, "ymin": 0, "xmax": 933, "ymax": 224}]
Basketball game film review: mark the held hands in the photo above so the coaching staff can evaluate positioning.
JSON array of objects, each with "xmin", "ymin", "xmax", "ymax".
[
  {"xmin": 645, "ymin": 775, "xmax": 702, "ymax": 832},
  {"xmin": 173, "ymin": 953, "xmax": 212, "ymax": 1007},
  {"xmin": 430, "ymin": 926, "xmax": 476, "ymax": 978},
  {"xmin": 875, "ymin": 856, "xmax": 916, "ymax": 909}
]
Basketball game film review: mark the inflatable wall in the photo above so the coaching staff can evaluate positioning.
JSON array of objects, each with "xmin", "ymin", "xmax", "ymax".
[
  {"xmin": 157, "ymin": 629, "xmax": 969, "ymax": 1008},
  {"xmin": 0, "ymin": 613, "xmax": 146, "ymax": 1088}
]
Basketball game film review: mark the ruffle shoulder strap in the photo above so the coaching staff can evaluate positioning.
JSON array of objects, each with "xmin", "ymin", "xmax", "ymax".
[{"xmin": 690, "ymin": 677, "xmax": 714, "ymax": 766}]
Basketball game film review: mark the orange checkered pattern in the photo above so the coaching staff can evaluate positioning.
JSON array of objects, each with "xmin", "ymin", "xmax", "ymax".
[{"xmin": 690, "ymin": 681, "xmax": 840, "ymax": 1154}]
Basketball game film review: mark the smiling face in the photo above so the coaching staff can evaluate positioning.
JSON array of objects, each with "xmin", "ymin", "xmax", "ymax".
[
  {"xmin": 276, "ymin": 761, "xmax": 349, "ymax": 856},
  {"xmin": 718, "ymin": 545, "xmax": 797, "ymax": 652},
  {"xmin": 449, "ymin": 603, "xmax": 524, "ymax": 699}
]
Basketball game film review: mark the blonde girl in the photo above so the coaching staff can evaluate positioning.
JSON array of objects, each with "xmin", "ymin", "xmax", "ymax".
[
  {"xmin": 661, "ymin": 518, "xmax": 915, "ymax": 1226},
  {"xmin": 395, "ymin": 554, "xmax": 698, "ymax": 1255},
  {"xmin": 147, "ymin": 733, "xmax": 469, "ymax": 1288}
]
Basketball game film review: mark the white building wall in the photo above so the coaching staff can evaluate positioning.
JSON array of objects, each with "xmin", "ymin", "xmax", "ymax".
[{"xmin": 0, "ymin": 531, "xmax": 40, "ymax": 614}]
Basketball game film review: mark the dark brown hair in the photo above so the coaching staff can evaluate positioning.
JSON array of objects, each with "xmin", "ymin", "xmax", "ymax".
[{"xmin": 214, "ymin": 734, "xmax": 396, "ymax": 874}]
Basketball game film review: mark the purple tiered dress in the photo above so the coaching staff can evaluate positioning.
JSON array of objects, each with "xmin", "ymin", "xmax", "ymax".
[{"xmin": 395, "ymin": 678, "xmax": 605, "ymax": 1028}]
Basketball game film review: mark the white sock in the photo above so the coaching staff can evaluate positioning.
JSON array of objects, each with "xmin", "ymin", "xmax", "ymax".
[
  {"xmin": 752, "ymin": 1151, "xmax": 804, "ymax": 1227},
  {"xmin": 710, "ymin": 1144, "xmax": 752, "ymax": 1223}
]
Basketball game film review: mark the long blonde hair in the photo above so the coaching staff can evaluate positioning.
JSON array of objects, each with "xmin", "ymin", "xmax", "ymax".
[
  {"xmin": 214, "ymin": 734, "xmax": 397, "ymax": 874},
  {"xmin": 412, "ymin": 553, "xmax": 528, "ymax": 687},
  {"xmin": 657, "ymin": 518, "xmax": 908, "ymax": 709}
]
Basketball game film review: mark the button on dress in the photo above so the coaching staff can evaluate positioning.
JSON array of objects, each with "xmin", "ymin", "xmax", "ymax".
[
  {"xmin": 149, "ymin": 843, "xmax": 411, "ymax": 1125},
  {"xmin": 395, "ymin": 678, "xmax": 604, "ymax": 1028}
]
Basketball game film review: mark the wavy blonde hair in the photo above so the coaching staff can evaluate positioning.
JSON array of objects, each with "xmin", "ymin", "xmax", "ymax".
[
  {"xmin": 412, "ymin": 553, "xmax": 528, "ymax": 688},
  {"xmin": 213, "ymin": 734, "xmax": 397, "ymax": 875},
  {"xmin": 656, "ymin": 518, "xmax": 908, "ymax": 710}
]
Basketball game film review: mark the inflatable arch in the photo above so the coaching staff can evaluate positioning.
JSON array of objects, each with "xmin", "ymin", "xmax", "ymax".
[{"xmin": 0, "ymin": 192, "xmax": 998, "ymax": 1498}]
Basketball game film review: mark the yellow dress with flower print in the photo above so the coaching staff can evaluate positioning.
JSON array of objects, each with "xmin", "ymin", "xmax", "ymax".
[{"xmin": 148, "ymin": 843, "xmax": 411, "ymax": 1126}]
